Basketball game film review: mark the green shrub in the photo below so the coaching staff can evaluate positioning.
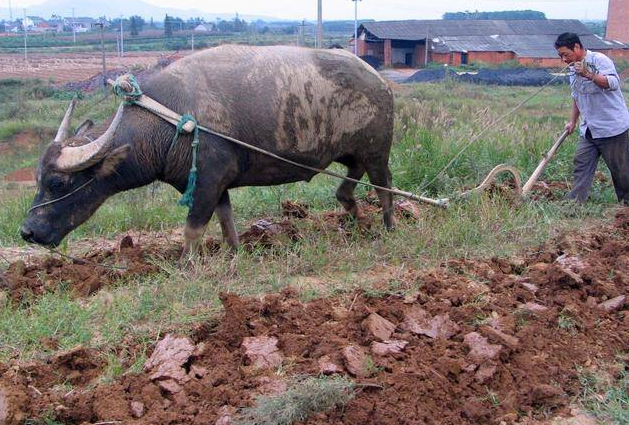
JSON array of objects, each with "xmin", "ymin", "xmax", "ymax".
[{"xmin": 235, "ymin": 376, "xmax": 355, "ymax": 425}]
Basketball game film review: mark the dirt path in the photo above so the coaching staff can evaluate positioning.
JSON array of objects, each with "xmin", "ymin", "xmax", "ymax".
[{"xmin": 1, "ymin": 206, "xmax": 628, "ymax": 424}]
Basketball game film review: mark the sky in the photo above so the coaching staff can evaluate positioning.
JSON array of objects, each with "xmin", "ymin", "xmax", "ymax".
[{"xmin": 6, "ymin": 0, "xmax": 611, "ymax": 21}]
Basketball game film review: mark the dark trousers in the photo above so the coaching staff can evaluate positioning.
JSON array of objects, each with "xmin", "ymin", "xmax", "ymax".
[{"xmin": 568, "ymin": 129, "xmax": 629, "ymax": 203}]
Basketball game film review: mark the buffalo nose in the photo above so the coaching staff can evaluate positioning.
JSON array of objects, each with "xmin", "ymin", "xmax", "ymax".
[{"xmin": 20, "ymin": 225, "xmax": 34, "ymax": 242}]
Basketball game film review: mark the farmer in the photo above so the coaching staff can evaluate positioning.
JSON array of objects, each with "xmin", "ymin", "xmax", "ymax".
[{"xmin": 555, "ymin": 32, "xmax": 629, "ymax": 203}]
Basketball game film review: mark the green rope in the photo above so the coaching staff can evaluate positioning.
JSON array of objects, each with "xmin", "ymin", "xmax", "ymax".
[
  {"xmin": 111, "ymin": 74, "xmax": 201, "ymax": 210},
  {"xmin": 111, "ymin": 74, "xmax": 143, "ymax": 105},
  {"xmin": 173, "ymin": 114, "xmax": 200, "ymax": 209}
]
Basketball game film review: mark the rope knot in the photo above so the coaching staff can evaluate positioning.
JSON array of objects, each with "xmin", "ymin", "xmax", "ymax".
[{"xmin": 111, "ymin": 74, "xmax": 143, "ymax": 105}]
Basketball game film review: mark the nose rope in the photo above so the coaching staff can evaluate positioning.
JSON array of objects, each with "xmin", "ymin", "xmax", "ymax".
[{"xmin": 27, "ymin": 178, "xmax": 95, "ymax": 213}]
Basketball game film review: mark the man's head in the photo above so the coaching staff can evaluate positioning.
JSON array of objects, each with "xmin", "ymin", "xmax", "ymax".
[{"xmin": 555, "ymin": 32, "xmax": 586, "ymax": 64}]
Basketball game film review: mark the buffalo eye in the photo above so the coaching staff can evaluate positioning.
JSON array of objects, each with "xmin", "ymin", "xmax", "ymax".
[{"xmin": 48, "ymin": 176, "xmax": 65, "ymax": 191}]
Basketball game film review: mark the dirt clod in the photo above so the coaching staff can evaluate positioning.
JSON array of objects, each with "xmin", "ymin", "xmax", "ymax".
[
  {"xmin": 130, "ymin": 401, "xmax": 145, "ymax": 418},
  {"xmin": 463, "ymin": 332, "xmax": 502, "ymax": 363},
  {"xmin": 242, "ymin": 336, "xmax": 284, "ymax": 370},
  {"xmin": 403, "ymin": 306, "xmax": 459, "ymax": 339},
  {"xmin": 318, "ymin": 355, "xmax": 343, "ymax": 375},
  {"xmin": 371, "ymin": 340, "xmax": 408, "ymax": 356},
  {"xmin": 342, "ymin": 345, "xmax": 370, "ymax": 378},
  {"xmin": 144, "ymin": 334, "xmax": 195, "ymax": 394},
  {"xmin": 598, "ymin": 295, "xmax": 626, "ymax": 312},
  {"xmin": 0, "ymin": 383, "xmax": 26, "ymax": 425},
  {"xmin": 363, "ymin": 313, "xmax": 396, "ymax": 341}
]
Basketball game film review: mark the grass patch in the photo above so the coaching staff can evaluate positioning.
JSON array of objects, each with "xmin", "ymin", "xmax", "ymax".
[
  {"xmin": 579, "ymin": 367, "xmax": 629, "ymax": 424},
  {"xmin": 235, "ymin": 376, "xmax": 355, "ymax": 425}
]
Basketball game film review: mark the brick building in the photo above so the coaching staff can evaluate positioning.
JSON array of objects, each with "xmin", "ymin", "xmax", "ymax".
[
  {"xmin": 607, "ymin": 0, "xmax": 629, "ymax": 43},
  {"xmin": 356, "ymin": 19, "xmax": 629, "ymax": 68}
]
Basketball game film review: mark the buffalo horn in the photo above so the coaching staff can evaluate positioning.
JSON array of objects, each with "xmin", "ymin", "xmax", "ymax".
[
  {"xmin": 54, "ymin": 97, "xmax": 78, "ymax": 143},
  {"xmin": 55, "ymin": 103, "xmax": 125, "ymax": 171}
]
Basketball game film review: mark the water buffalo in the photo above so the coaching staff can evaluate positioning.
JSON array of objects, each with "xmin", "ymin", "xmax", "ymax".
[{"xmin": 20, "ymin": 45, "xmax": 394, "ymax": 254}]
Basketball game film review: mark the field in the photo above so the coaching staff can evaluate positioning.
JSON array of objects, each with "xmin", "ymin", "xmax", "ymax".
[
  {"xmin": 0, "ymin": 52, "xmax": 177, "ymax": 83},
  {"xmin": 0, "ymin": 53, "xmax": 628, "ymax": 425}
]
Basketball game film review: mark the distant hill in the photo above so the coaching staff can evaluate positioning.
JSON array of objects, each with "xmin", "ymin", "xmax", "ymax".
[
  {"xmin": 443, "ymin": 10, "xmax": 546, "ymax": 20},
  {"xmin": 0, "ymin": 0, "xmax": 279, "ymax": 21}
]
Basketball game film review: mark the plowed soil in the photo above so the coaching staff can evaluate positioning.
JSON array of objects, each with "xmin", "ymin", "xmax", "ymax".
[
  {"xmin": 1, "ymin": 207, "xmax": 628, "ymax": 425},
  {"xmin": 0, "ymin": 52, "xmax": 173, "ymax": 84}
]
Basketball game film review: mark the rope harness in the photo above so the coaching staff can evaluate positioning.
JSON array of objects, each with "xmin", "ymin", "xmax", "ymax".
[
  {"xmin": 27, "ymin": 178, "xmax": 95, "ymax": 213},
  {"xmin": 101, "ymin": 70, "xmax": 569, "ymax": 211}
]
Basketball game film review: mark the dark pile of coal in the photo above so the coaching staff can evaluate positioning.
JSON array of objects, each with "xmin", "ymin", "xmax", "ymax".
[
  {"xmin": 405, "ymin": 67, "xmax": 569, "ymax": 86},
  {"xmin": 406, "ymin": 67, "xmax": 452, "ymax": 83},
  {"xmin": 457, "ymin": 68, "xmax": 569, "ymax": 86}
]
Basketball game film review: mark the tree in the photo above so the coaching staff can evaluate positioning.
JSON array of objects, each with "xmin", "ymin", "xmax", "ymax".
[
  {"xmin": 187, "ymin": 17, "xmax": 203, "ymax": 30},
  {"xmin": 129, "ymin": 15, "xmax": 144, "ymax": 36},
  {"xmin": 217, "ymin": 18, "xmax": 234, "ymax": 33},
  {"xmin": 164, "ymin": 14, "xmax": 172, "ymax": 37},
  {"xmin": 233, "ymin": 16, "xmax": 247, "ymax": 32},
  {"xmin": 0, "ymin": 21, "xmax": 5, "ymax": 33},
  {"xmin": 443, "ymin": 10, "xmax": 546, "ymax": 20}
]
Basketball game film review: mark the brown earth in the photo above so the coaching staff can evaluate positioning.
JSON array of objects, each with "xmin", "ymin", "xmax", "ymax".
[
  {"xmin": 0, "ymin": 52, "xmax": 182, "ymax": 84},
  {"xmin": 1, "ymin": 206, "xmax": 628, "ymax": 424},
  {"xmin": 0, "ymin": 130, "xmax": 43, "ymax": 154},
  {"xmin": 2, "ymin": 168, "xmax": 36, "ymax": 187}
]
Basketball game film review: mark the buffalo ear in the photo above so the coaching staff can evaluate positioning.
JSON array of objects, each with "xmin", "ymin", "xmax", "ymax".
[
  {"xmin": 95, "ymin": 144, "xmax": 130, "ymax": 178},
  {"xmin": 75, "ymin": 119, "xmax": 94, "ymax": 137}
]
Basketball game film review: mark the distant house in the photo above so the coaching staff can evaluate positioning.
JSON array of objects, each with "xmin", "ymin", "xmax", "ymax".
[
  {"xmin": 357, "ymin": 19, "xmax": 629, "ymax": 68},
  {"xmin": 65, "ymin": 17, "xmax": 95, "ymax": 32},
  {"xmin": 47, "ymin": 16, "xmax": 66, "ymax": 32},
  {"xmin": 194, "ymin": 24, "xmax": 210, "ymax": 32}
]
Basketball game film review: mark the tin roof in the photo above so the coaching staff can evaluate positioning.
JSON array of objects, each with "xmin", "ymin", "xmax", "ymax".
[
  {"xmin": 360, "ymin": 19, "xmax": 590, "ymax": 41},
  {"xmin": 360, "ymin": 19, "xmax": 629, "ymax": 57}
]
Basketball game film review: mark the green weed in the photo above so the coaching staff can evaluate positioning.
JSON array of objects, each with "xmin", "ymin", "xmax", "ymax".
[
  {"xmin": 578, "ymin": 367, "xmax": 629, "ymax": 424},
  {"xmin": 235, "ymin": 376, "xmax": 355, "ymax": 425}
]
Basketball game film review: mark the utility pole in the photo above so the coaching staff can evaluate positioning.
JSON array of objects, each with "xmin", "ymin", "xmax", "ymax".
[
  {"xmin": 120, "ymin": 15, "xmax": 124, "ymax": 58},
  {"xmin": 94, "ymin": 21, "xmax": 107, "ymax": 91},
  {"xmin": 72, "ymin": 7, "xmax": 75, "ymax": 44},
  {"xmin": 22, "ymin": 9, "xmax": 27, "ymax": 61},
  {"xmin": 8, "ymin": 0, "xmax": 12, "ymax": 21},
  {"xmin": 351, "ymin": 0, "xmax": 361, "ymax": 55},
  {"xmin": 299, "ymin": 19, "xmax": 306, "ymax": 46},
  {"xmin": 316, "ymin": 0, "xmax": 322, "ymax": 48},
  {"xmin": 424, "ymin": 25, "xmax": 429, "ymax": 66}
]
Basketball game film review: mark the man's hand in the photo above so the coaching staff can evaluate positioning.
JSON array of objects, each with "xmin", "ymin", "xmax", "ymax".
[
  {"xmin": 564, "ymin": 121, "xmax": 577, "ymax": 135},
  {"xmin": 574, "ymin": 60, "xmax": 594, "ymax": 80}
]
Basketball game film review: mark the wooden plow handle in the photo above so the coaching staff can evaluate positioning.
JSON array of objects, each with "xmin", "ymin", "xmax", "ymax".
[{"xmin": 521, "ymin": 130, "xmax": 570, "ymax": 195}]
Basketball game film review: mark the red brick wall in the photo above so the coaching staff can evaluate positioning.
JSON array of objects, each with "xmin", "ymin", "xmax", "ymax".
[
  {"xmin": 384, "ymin": 39, "xmax": 392, "ymax": 66},
  {"xmin": 606, "ymin": 0, "xmax": 629, "ymax": 43},
  {"xmin": 469, "ymin": 51, "xmax": 515, "ymax": 63},
  {"xmin": 359, "ymin": 41, "xmax": 385, "ymax": 62},
  {"xmin": 431, "ymin": 52, "xmax": 450, "ymax": 65},
  {"xmin": 357, "ymin": 39, "xmax": 368, "ymax": 56},
  {"xmin": 599, "ymin": 48, "xmax": 629, "ymax": 60},
  {"xmin": 517, "ymin": 57, "xmax": 564, "ymax": 67},
  {"xmin": 413, "ymin": 43, "xmax": 426, "ymax": 67}
]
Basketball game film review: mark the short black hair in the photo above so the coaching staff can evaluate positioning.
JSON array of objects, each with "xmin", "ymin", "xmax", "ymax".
[{"xmin": 554, "ymin": 32, "xmax": 583, "ymax": 50}]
